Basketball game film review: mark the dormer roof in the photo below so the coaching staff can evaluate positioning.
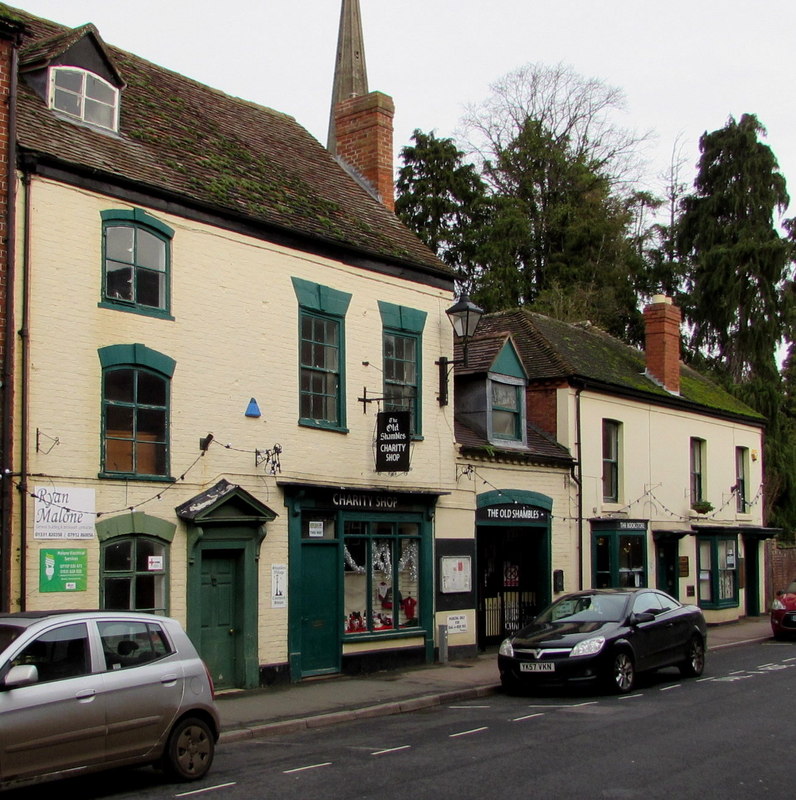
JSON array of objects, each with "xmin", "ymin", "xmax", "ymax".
[{"xmin": 20, "ymin": 22, "xmax": 125, "ymax": 88}]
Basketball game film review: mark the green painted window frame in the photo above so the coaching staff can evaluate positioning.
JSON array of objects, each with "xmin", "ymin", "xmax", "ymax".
[
  {"xmin": 735, "ymin": 447, "xmax": 749, "ymax": 513},
  {"xmin": 383, "ymin": 329, "xmax": 422, "ymax": 437},
  {"xmin": 293, "ymin": 278, "xmax": 351, "ymax": 432},
  {"xmin": 99, "ymin": 535, "xmax": 170, "ymax": 614},
  {"xmin": 697, "ymin": 535, "xmax": 738, "ymax": 609},
  {"xmin": 378, "ymin": 302, "xmax": 426, "ymax": 438},
  {"xmin": 592, "ymin": 529, "xmax": 647, "ymax": 588},
  {"xmin": 342, "ymin": 514, "xmax": 424, "ymax": 639},
  {"xmin": 99, "ymin": 209, "xmax": 174, "ymax": 320},
  {"xmin": 98, "ymin": 345, "xmax": 175, "ymax": 480}
]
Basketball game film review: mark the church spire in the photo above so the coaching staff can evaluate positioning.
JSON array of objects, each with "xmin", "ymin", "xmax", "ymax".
[{"xmin": 327, "ymin": 0, "xmax": 369, "ymax": 154}]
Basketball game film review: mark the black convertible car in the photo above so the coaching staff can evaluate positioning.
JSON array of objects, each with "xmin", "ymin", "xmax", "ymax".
[{"xmin": 498, "ymin": 588, "xmax": 707, "ymax": 694}]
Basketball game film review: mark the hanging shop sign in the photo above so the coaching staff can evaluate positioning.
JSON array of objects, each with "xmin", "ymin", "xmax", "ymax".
[
  {"xmin": 39, "ymin": 548, "xmax": 88, "ymax": 592},
  {"xmin": 375, "ymin": 411, "xmax": 411, "ymax": 472},
  {"xmin": 34, "ymin": 487, "xmax": 95, "ymax": 539},
  {"xmin": 476, "ymin": 503, "xmax": 550, "ymax": 523}
]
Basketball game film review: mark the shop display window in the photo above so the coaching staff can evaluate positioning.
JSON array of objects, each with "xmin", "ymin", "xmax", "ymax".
[{"xmin": 343, "ymin": 520, "xmax": 420, "ymax": 634}]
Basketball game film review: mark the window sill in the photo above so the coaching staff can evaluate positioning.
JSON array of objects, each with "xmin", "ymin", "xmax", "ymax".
[
  {"xmin": 98, "ymin": 472, "xmax": 175, "ymax": 482},
  {"xmin": 342, "ymin": 627, "xmax": 425, "ymax": 643},
  {"xmin": 98, "ymin": 301, "xmax": 174, "ymax": 321},
  {"xmin": 299, "ymin": 418, "xmax": 349, "ymax": 434}
]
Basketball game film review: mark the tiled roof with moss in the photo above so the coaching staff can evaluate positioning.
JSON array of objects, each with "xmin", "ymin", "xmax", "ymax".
[
  {"xmin": 6, "ymin": 7, "xmax": 450, "ymax": 280},
  {"xmin": 473, "ymin": 309, "xmax": 763, "ymax": 422}
]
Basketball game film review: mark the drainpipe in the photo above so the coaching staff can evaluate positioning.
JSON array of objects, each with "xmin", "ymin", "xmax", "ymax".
[
  {"xmin": 574, "ymin": 387, "xmax": 584, "ymax": 590},
  {"xmin": 1, "ymin": 43, "xmax": 19, "ymax": 611}
]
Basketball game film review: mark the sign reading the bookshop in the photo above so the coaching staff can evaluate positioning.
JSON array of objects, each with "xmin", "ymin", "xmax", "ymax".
[
  {"xmin": 476, "ymin": 503, "xmax": 550, "ymax": 523},
  {"xmin": 34, "ymin": 487, "xmax": 95, "ymax": 539},
  {"xmin": 39, "ymin": 549, "xmax": 88, "ymax": 593},
  {"xmin": 375, "ymin": 411, "xmax": 411, "ymax": 472}
]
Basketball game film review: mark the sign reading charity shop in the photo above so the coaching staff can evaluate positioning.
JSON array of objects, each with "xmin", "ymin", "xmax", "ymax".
[
  {"xmin": 34, "ymin": 487, "xmax": 95, "ymax": 539},
  {"xmin": 376, "ymin": 411, "xmax": 411, "ymax": 472}
]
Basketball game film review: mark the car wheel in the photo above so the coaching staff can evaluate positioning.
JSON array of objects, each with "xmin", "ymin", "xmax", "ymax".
[
  {"xmin": 162, "ymin": 716, "xmax": 215, "ymax": 782},
  {"xmin": 608, "ymin": 650, "xmax": 635, "ymax": 693},
  {"xmin": 679, "ymin": 635, "xmax": 705, "ymax": 677}
]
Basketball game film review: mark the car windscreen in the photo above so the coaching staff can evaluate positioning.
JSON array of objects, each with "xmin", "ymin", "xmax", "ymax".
[
  {"xmin": 537, "ymin": 594, "xmax": 628, "ymax": 624},
  {"xmin": 0, "ymin": 624, "xmax": 25, "ymax": 653}
]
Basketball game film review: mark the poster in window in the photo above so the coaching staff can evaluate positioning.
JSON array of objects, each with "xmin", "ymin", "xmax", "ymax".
[{"xmin": 440, "ymin": 556, "xmax": 472, "ymax": 593}]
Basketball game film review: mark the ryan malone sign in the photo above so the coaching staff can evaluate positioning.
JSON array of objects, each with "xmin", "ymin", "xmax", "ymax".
[
  {"xmin": 376, "ymin": 411, "xmax": 411, "ymax": 472},
  {"xmin": 34, "ymin": 487, "xmax": 95, "ymax": 539}
]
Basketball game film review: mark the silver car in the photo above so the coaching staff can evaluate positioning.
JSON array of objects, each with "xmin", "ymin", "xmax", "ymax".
[{"xmin": 0, "ymin": 610, "xmax": 219, "ymax": 789}]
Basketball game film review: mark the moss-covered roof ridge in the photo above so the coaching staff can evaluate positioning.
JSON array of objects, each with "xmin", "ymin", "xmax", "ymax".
[{"xmin": 476, "ymin": 309, "xmax": 763, "ymax": 423}]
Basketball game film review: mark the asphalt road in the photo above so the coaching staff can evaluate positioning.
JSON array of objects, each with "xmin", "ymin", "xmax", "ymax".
[{"xmin": 7, "ymin": 639, "xmax": 795, "ymax": 800}]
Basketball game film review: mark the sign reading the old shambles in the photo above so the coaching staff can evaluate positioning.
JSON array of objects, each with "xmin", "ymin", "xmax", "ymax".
[
  {"xmin": 375, "ymin": 411, "xmax": 411, "ymax": 472},
  {"xmin": 476, "ymin": 503, "xmax": 550, "ymax": 523}
]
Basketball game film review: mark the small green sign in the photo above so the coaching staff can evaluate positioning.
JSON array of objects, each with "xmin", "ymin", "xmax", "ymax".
[{"xmin": 39, "ymin": 549, "xmax": 88, "ymax": 593}]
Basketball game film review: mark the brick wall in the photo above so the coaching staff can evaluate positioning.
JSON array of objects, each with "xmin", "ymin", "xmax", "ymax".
[
  {"xmin": 527, "ymin": 384, "xmax": 560, "ymax": 438},
  {"xmin": 766, "ymin": 539, "xmax": 796, "ymax": 603},
  {"xmin": 0, "ymin": 36, "xmax": 12, "ymax": 366},
  {"xmin": 334, "ymin": 91, "xmax": 395, "ymax": 211}
]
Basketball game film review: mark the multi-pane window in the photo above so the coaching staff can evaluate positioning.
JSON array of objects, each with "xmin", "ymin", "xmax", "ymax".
[
  {"xmin": 698, "ymin": 536, "xmax": 737, "ymax": 608},
  {"xmin": 735, "ymin": 447, "xmax": 749, "ymax": 512},
  {"xmin": 300, "ymin": 312, "xmax": 342, "ymax": 426},
  {"xmin": 383, "ymin": 332, "xmax": 419, "ymax": 434},
  {"xmin": 293, "ymin": 278, "xmax": 351, "ymax": 431},
  {"xmin": 102, "ymin": 367, "xmax": 169, "ymax": 477},
  {"xmin": 101, "ymin": 537, "xmax": 168, "ymax": 614},
  {"xmin": 343, "ymin": 520, "xmax": 420, "ymax": 634},
  {"xmin": 491, "ymin": 380, "xmax": 522, "ymax": 441},
  {"xmin": 602, "ymin": 420, "xmax": 620, "ymax": 502},
  {"xmin": 50, "ymin": 67, "xmax": 118, "ymax": 131},
  {"xmin": 690, "ymin": 438, "xmax": 706, "ymax": 505},
  {"xmin": 594, "ymin": 531, "xmax": 645, "ymax": 588},
  {"xmin": 102, "ymin": 210, "xmax": 173, "ymax": 316}
]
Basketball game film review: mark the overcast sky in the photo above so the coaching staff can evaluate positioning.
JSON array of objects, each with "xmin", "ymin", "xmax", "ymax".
[{"xmin": 13, "ymin": 0, "xmax": 796, "ymax": 216}]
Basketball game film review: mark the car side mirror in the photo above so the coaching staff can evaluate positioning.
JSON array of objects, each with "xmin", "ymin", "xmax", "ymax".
[
  {"xmin": 2, "ymin": 664, "xmax": 38, "ymax": 689},
  {"xmin": 630, "ymin": 611, "xmax": 655, "ymax": 626}
]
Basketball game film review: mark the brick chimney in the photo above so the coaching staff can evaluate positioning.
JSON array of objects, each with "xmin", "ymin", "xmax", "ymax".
[
  {"xmin": 643, "ymin": 295, "xmax": 681, "ymax": 394},
  {"xmin": 334, "ymin": 91, "xmax": 395, "ymax": 211}
]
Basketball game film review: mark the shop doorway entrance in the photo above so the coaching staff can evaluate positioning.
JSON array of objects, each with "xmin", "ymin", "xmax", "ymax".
[
  {"xmin": 299, "ymin": 541, "xmax": 340, "ymax": 676},
  {"xmin": 477, "ymin": 526, "xmax": 548, "ymax": 646}
]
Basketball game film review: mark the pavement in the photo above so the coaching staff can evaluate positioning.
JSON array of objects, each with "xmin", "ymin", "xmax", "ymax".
[{"xmin": 217, "ymin": 615, "xmax": 774, "ymax": 744}]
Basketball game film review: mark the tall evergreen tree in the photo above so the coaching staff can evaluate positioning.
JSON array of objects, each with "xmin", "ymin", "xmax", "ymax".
[{"xmin": 678, "ymin": 113, "xmax": 794, "ymax": 380}]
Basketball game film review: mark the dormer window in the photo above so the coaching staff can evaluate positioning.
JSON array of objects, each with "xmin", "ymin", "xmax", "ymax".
[
  {"xmin": 490, "ymin": 378, "xmax": 524, "ymax": 442},
  {"xmin": 50, "ymin": 66, "xmax": 119, "ymax": 131}
]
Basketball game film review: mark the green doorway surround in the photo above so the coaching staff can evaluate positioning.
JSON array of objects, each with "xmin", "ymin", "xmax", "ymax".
[{"xmin": 178, "ymin": 479, "xmax": 277, "ymax": 689}]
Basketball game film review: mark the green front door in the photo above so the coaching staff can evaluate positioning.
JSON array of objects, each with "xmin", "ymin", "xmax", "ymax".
[
  {"xmin": 300, "ymin": 542, "xmax": 340, "ymax": 675},
  {"xmin": 200, "ymin": 551, "xmax": 241, "ymax": 689}
]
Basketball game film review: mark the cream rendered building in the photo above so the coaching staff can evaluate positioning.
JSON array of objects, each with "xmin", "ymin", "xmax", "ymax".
[
  {"xmin": 0, "ymin": 7, "xmax": 491, "ymax": 687},
  {"xmin": 471, "ymin": 301, "xmax": 776, "ymax": 626}
]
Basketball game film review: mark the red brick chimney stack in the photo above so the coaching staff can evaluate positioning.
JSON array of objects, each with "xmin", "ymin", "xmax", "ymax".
[
  {"xmin": 334, "ymin": 92, "xmax": 395, "ymax": 211},
  {"xmin": 643, "ymin": 295, "xmax": 681, "ymax": 394}
]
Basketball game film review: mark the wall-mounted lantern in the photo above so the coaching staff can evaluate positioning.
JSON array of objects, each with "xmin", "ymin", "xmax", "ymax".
[{"xmin": 436, "ymin": 294, "xmax": 484, "ymax": 406}]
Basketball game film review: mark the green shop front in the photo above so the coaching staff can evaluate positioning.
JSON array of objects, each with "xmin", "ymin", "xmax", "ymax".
[{"xmin": 281, "ymin": 483, "xmax": 438, "ymax": 680}]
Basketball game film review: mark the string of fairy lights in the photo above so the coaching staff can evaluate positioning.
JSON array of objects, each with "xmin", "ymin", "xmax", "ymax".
[
  {"xmin": 457, "ymin": 463, "xmax": 765, "ymax": 525},
  {"xmin": 6, "ymin": 436, "xmax": 283, "ymax": 520}
]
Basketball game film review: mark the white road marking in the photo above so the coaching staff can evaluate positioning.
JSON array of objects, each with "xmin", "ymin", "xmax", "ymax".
[
  {"xmin": 512, "ymin": 712, "xmax": 544, "ymax": 722},
  {"xmin": 617, "ymin": 693, "xmax": 643, "ymax": 700},
  {"xmin": 283, "ymin": 762, "xmax": 333, "ymax": 774},
  {"xmin": 449, "ymin": 726, "xmax": 488, "ymax": 738},
  {"xmin": 371, "ymin": 745, "xmax": 411, "ymax": 756},
  {"xmin": 449, "ymin": 704, "xmax": 491, "ymax": 709},
  {"xmin": 659, "ymin": 684, "xmax": 681, "ymax": 691},
  {"xmin": 175, "ymin": 783, "xmax": 237, "ymax": 797}
]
